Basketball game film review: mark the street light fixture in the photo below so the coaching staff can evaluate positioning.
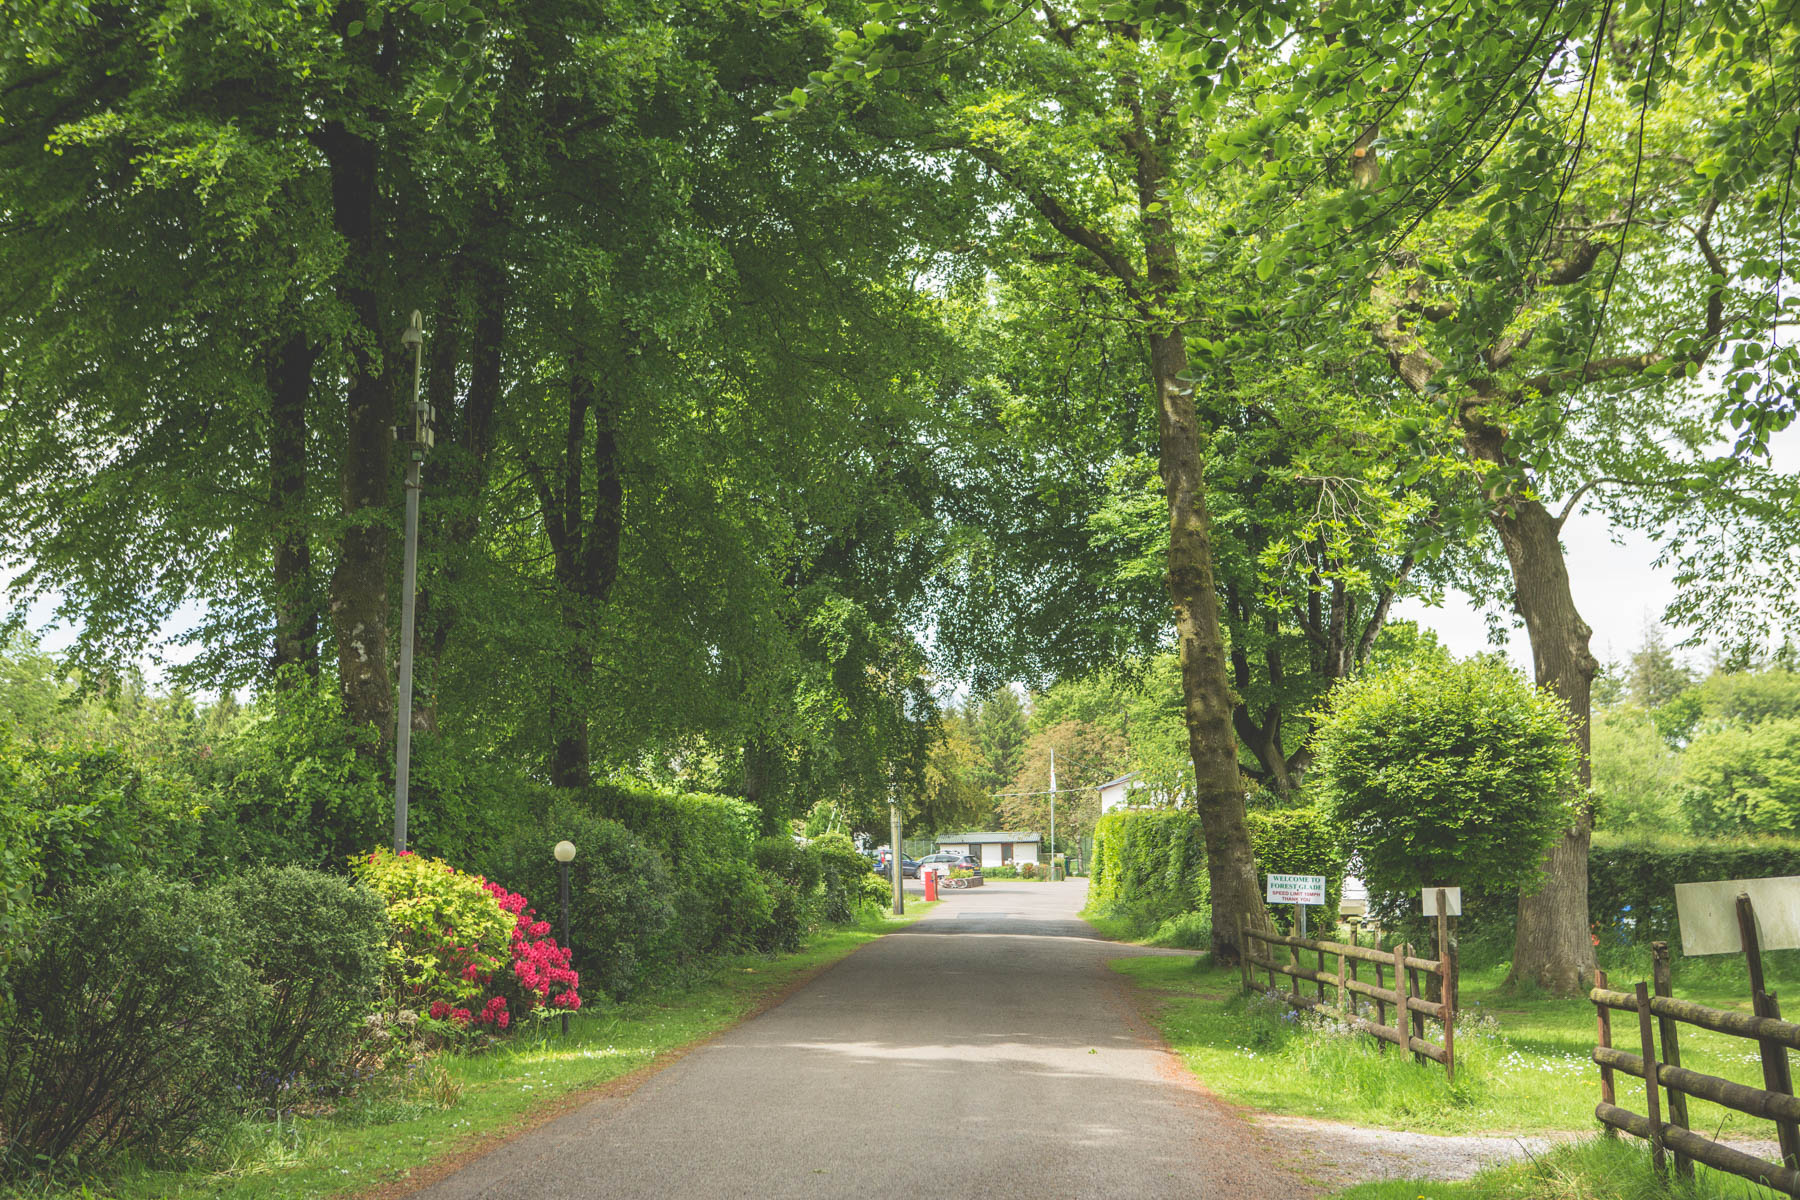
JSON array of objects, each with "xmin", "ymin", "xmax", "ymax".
[
  {"xmin": 554, "ymin": 840, "xmax": 576, "ymax": 1036},
  {"xmin": 393, "ymin": 310, "xmax": 435, "ymax": 853}
]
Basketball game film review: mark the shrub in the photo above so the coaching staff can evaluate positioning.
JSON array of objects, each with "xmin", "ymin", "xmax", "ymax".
[
  {"xmin": 1089, "ymin": 809, "xmax": 1204, "ymax": 918},
  {"xmin": 0, "ymin": 873, "xmax": 255, "ymax": 1175},
  {"xmin": 1588, "ymin": 832, "xmax": 1800, "ymax": 949},
  {"xmin": 811, "ymin": 833, "xmax": 880, "ymax": 923},
  {"xmin": 581, "ymin": 783, "xmax": 768, "ymax": 958},
  {"xmin": 216, "ymin": 867, "xmax": 389, "ymax": 1109},
  {"xmin": 1311, "ymin": 657, "xmax": 1579, "ymax": 901},
  {"xmin": 203, "ymin": 670, "xmax": 388, "ymax": 870},
  {"xmin": 481, "ymin": 802, "xmax": 677, "ymax": 1000},
  {"xmin": 351, "ymin": 849, "xmax": 514, "ymax": 1012},
  {"xmin": 480, "ymin": 879, "xmax": 581, "ymax": 1025},
  {"xmin": 1089, "ymin": 806, "xmax": 1347, "ymax": 934},
  {"xmin": 753, "ymin": 836, "xmax": 821, "ymax": 951},
  {"xmin": 1248, "ymin": 807, "xmax": 1349, "ymax": 933}
]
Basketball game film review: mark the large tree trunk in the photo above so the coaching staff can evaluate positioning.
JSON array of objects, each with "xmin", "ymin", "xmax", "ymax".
[
  {"xmin": 412, "ymin": 215, "xmax": 509, "ymax": 733},
  {"xmin": 317, "ymin": 120, "xmax": 397, "ymax": 748},
  {"xmin": 537, "ymin": 369, "xmax": 624, "ymax": 788},
  {"xmin": 268, "ymin": 332, "xmax": 320, "ymax": 678},
  {"xmin": 1150, "ymin": 329, "xmax": 1272, "ymax": 963},
  {"xmin": 1488, "ymin": 485, "xmax": 1598, "ymax": 994},
  {"xmin": 1128, "ymin": 81, "xmax": 1270, "ymax": 965}
]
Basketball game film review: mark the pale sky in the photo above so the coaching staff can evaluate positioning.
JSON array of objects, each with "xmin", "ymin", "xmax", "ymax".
[{"xmin": 1393, "ymin": 425, "xmax": 1800, "ymax": 671}]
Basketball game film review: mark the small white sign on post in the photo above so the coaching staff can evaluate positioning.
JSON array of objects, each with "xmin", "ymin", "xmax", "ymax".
[
  {"xmin": 1422, "ymin": 887, "xmax": 1462, "ymax": 917},
  {"xmin": 1266, "ymin": 874, "xmax": 1326, "ymax": 905},
  {"xmin": 1675, "ymin": 877, "xmax": 1800, "ymax": 957}
]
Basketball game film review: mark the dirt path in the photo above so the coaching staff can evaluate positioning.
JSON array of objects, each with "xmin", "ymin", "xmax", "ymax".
[{"xmin": 405, "ymin": 879, "xmax": 1315, "ymax": 1199}]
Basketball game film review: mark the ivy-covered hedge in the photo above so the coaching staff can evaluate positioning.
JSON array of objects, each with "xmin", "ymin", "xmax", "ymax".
[
  {"xmin": 1589, "ymin": 832, "xmax": 1800, "ymax": 947},
  {"xmin": 1088, "ymin": 806, "xmax": 1347, "ymax": 932}
]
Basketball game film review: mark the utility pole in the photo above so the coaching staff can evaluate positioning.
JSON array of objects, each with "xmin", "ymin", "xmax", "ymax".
[
  {"xmin": 1049, "ymin": 747, "xmax": 1057, "ymax": 879},
  {"xmin": 393, "ymin": 310, "xmax": 434, "ymax": 853},
  {"xmin": 889, "ymin": 792, "xmax": 904, "ymax": 916}
]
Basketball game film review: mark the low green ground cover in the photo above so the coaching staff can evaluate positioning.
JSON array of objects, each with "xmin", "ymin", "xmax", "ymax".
[
  {"xmin": 1113, "ymin": 951, "xmax": 1800, "ymax": 1137},
  {"xmin": 12, "ymin": 905, "xmax": 931, "ymax": 1200},
  {"xmin": 1330, "ymin": 1136, "xmax": 1783, "ymax": 1200}
]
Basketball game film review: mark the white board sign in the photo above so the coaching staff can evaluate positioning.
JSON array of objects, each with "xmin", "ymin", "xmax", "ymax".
[
  {"xmin": 1675, "ymin": 877, "xmax": 1800, "ymax": 956},
  {"xmin": 1421, "ymin": 887, "xmax": 1462, "ymax": 917},
  {"xmin": 1267, "ymin": 874, "xmax": 1326, "ymax": 905}
]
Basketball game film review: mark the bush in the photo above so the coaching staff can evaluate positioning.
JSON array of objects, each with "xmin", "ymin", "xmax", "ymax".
[
  {"xmin": 481, "ymin": 802, "xmax": 677, "ymax": 1001},
  {"xmin": 1089, "ymin": 809, "xmax": 1204, "ymax": 919},
  {"xmin": 1248, "ymin": 807, "xmax": 1349, "ymax": 933},
  {"xmin": 811, "ymin": 833, "xmax": 881, "ymax": 923},
  {"xmin": 0, "ymin": 873, "xmax": 255, "ymax": 1175},
  {"xmin": 1089, "ymin": 806, "xmax": 1348, "ymax": 934},
  {"xmin": 1312, "ymin": 657, "xmax": 1579, "ymax": 901},
  {"xmin": 202, "ymin": 670, "xmax": 388, "ymax": 870},
  {"xmin": 217, "ymin": 867, "xmax": 388, "ymax": 1109},
  {"xmin": 351, "ymin": 849, "xmax": 515, "ymax": 1012},
  {"xmin": 1588, "ymin": 831, "xmax": 1800, "ymax": 949},
  {"xmin": 581, "ymin": 783, "xmax": 769, "ymax": 958},
  {"xmin": 753, "ymin": 836, "xmax": 820, "ymax": 951},
  {"xmin": 478, "ymin": 879, "xmax": 581, "ymax": 1026}
]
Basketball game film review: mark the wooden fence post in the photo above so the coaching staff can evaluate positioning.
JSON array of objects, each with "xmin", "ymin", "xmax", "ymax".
[
  {"xmin": 1739, "ymin": 893, "xmax": 1800, "ymax": 1172},
  {"xmin": 1637, "ymin": 981, "xmax": 1667, "ymax": 1177},
  {"xmin": 1394, "ymin": 942, "xmax": 1415, "ymax": 1064},
  {"xmin": 1238, "ymin": 914, "xmax": 1251, "ymax": 994},
  {"xmin": 1406, "ymin": 949, "xmax": 1427, "ymax": 1064},
  {"xmin": 1650, "ymin": 941, "xmax": 1692, "ymax": 1179},
  {"xmin": 1437, "ymin": 889, "xmax": 1455, "ymax": 1082},
  {"xmin": 1290, "ymin": 935, "xmax": 1301, "ymax": 1002},
  {"xmin": 1337, "ymin": 948, "xmax": 1347, "ymax": 1020},
  {"xmin": 1594, "ymin": 966, "xmax": 1616, "ymax": 1134},
  {"xmin": 1374, "ymin": 950, "xmax": 1389, "ymax": 1053},
  {"xmin": 1316, "ymin": 943, "xmax": 1327, "ymax": 1006}
]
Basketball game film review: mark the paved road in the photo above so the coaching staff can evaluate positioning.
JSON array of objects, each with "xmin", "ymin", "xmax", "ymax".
[{"xmin": 411, "ymin": 880, "xmax": 1300, "ymax": 1199}]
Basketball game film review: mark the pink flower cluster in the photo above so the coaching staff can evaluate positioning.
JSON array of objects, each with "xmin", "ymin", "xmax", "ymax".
[{"xmin": 482, "ymin": 881, "xmax": 581, "ymax": 1015}]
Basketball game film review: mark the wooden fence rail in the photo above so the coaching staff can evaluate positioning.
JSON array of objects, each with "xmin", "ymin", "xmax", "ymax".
[
  {"xmin": 1237, "ymin": 908, "xmax": 1456, "ymax": 1080},
  {"xmin": 1590, "ymin": 894, "xmax": 1800, "ymax": 1196}
]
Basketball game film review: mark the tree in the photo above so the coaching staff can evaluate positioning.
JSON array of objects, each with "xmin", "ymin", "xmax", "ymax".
[
  {"xmin": 1001, "ymin": 719, "xmax": 1125, "ymax": 859},
  {"xmin": 1627, "ymin": 627, "xmax": 1696, "ymax": 711},
  {"xmin": 1313, "ymin": 657, "xmax": 1580, "ymax": 906},
  {"xmin": 1681, "ymin": 720, "xmax": 1800, "ymax": 837}
]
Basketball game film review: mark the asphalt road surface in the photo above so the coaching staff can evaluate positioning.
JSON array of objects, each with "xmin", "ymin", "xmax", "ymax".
[{"xmin": 410, "ymin": 879, "xmax": 1303, "ymax": 1199}]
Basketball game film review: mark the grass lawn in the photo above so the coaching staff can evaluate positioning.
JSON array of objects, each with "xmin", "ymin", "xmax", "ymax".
[
  {"xmin": 1112, "ymin": 945, "xmax": 1800, "ymax": 1139},
  {"xmin": 23, "ymin": 904, "xmax": 934, "ymax": 1200}
]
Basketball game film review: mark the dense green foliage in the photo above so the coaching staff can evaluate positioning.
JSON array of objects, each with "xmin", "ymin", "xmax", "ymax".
[
  {"xmin": 1588, "ymin": 832, "xmax": 1800, "ymax": 950},
  {"xmin": 0, "ymin": 874, "xmax": 256, "ymax": 1173},
  {"xmin": 217, "ymin": 867, "xmax": 389, "ymax": 1109},
  {"xmin": 1313, "ymin": 659, "xmax": 1579, "ymax": 899},
  {"xmin": 1088, "ymin": 806, "xmax": 1347, "ymax": 937}
]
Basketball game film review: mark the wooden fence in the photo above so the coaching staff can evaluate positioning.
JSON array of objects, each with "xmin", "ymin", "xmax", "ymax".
[
  {"xmin": 1237, "ymin": 906, "xmax": 1456, "ymax": 1079},
  {"xmin": 1591, "ymin": 895, "xmax": 1800, "ymax": 1196}
]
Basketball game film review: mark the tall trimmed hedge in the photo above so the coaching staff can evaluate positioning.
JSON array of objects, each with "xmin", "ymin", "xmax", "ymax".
[
  {"xmin": 1589, "ymin": 833, "xmax": 1800, "ymax": 947},
  {"xmin": 1088, "ymin": 806, "xmax": 1346, "ymax": 931}
]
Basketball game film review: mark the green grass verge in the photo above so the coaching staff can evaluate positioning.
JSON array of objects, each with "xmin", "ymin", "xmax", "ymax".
[
  {"xmin": 1112, "ymin": 952, "xmax": 1800, "ymax": 1137},
  {"xmin": 22, "ymin": 904, "xmax": 934, "ymax": 1200},
  {"xmin": 1329, "ymin": 1135, "xmax": 1782, "ymax": 1199}
]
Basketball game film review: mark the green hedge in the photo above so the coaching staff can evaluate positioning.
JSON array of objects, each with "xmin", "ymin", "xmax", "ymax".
[
  {"xmin": 1088, "ymin": 806, "xmax": 1346, "ymax": 933},
  {"xmin": 1589, "ymin": 832, "xmax": 1800, "ymax": 948}
]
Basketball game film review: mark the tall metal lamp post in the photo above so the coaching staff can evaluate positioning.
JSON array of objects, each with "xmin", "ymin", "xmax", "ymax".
[
  {"xmin": 553, "ymin": 840, "xmax": 576, "ymax": 1036},
  {"xmin": 393, "ymin": 310, "xmax": 435, "ymax": 852}
]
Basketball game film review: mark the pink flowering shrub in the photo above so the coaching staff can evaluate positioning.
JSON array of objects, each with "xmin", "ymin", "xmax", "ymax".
[
  {"xmin": 353, "ymin": 849, "xmax": 579, "ymax": 1035},
  {"xmin": 481, "ymin": 880, "xmax": 580, "ymax": 1020}
]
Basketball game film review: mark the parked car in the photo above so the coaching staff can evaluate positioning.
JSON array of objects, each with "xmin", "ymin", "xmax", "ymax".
[
  {"xmin": 916, "ymin": 852, "xmax": 982, "ymax": 877},
  {"xmin": 871, "ymin": 854, "xmax": 919, "ymax": 879}
]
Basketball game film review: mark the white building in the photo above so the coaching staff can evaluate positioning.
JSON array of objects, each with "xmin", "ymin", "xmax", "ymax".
[
  {"xmin": 935, "ymin": 832, "xmax": 1041, "ymax": 868},
  {"xmin": 1097, "ymin": 771, "xmax": 1144, "ymax": 814}
]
